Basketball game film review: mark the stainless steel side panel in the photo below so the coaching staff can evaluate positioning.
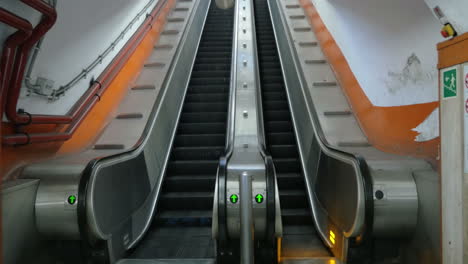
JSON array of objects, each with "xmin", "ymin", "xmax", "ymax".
[
  {"xmin": 2, "ymin": 180, "xmax": 41, "ymax": 264},
  {"xmin": 267, "ymin": 0, "xmax": 367, "ymax": 255},
  {"xmin": 82, "ymin": 0, "xmax": 210, "ymax": 260},
  {"xmin": 225, "ymin": 0, "xmax": 267, "ymax": 240}
]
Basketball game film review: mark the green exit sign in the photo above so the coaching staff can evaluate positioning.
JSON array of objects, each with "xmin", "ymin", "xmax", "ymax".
[{"xmin": 443, "ymin": 68, "xmax": 458, "ymax": 99}]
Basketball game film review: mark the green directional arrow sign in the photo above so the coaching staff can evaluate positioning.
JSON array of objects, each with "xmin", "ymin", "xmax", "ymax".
[
  {"xmin": 230, "ymin": 194, "xmax": 239, "ymax": 204},
  {"xmin": 255, "ymin": 194, "xmax": 264, "ymax": 204},
  {"xmin": 68, "ymin": 195, "xmax": 77, "ymax": 205}
]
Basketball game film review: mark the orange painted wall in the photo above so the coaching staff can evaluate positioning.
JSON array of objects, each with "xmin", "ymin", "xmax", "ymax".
[
  {"xmin": 299, "ymin": 0, "xmax": 439, "ymax": 161},
  {"xmin": 0, "ymin": 0, "xmax": 176, "ymax": 180}
]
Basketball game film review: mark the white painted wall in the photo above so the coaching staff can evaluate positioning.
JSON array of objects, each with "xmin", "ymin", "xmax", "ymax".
[
  {"xmin": 0, "ymin": 0, "xmax": 159, "ymax": 115},
  {"xmin": 310, "ymin": 0, "xmax": 444, "ymax": 107},
  {"xmin": 0, "ymin": 2, "xmax": 39, "ymax": 44},
  {"xmin": 424, "ymin": 0, "xmax": 468, "ymax": 34}
]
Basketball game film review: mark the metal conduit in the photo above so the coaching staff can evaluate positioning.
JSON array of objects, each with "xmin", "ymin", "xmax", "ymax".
[
  {"xmin": 26, "ymin": 0, "xmax": 159, "ymax": 100},
  {"xmin": 2, "ymin": 0, "xmax": 168, "ymax": 145}
]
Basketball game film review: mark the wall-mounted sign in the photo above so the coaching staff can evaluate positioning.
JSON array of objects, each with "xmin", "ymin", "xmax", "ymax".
[{"xmin": 443, "ymin": 68, "xmax": 458, "ymax": 98}]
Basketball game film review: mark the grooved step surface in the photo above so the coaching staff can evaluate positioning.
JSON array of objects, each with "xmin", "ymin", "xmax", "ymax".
[
  {"xmin": 130, "ymin": 2, "xmax": 233, "ymax": 260},
  {"xmin": 254, "ymin": 0, "xmax": 330, "ymax": 260}
]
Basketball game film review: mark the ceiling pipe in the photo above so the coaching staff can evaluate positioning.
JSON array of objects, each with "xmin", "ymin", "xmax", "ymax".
[
  {"xmin": 3, "ymin": 94, "xmax": 97, "ymax": 145},
  {"xmin": 4, "ymin": 0, "xmax": 60, "ymax": 125},
  {"xmin": 2, "ymin": 0, "xmax": 167, "ymax": 146},
  {"xmin": 0, "ymin": 8, "xmax": 33, "ymax": 117},
  {"xmin": 0, "ymin": 9, "xmax": 33, "ymax": 146}
]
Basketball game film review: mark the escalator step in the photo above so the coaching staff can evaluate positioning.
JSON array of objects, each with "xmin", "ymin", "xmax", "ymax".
[
  {"xmin": 269, "ymin": 145, "xmax": 298, "ymax": 159},
  {"xmin": 276, "ymin": 173, "xmax": 304, "ymax": 190},
  {"xmin": 183, "ymin": 102, "xmax": 227, "ymax": 112},
  {"xmin": 262, "ymin": 83, "xmax": 284, "ymax": 92},
  {"xmin": 273, "ymin": 158, "xmax": 301, "ymax": 173},
  {"xmin": 267, "ymin": 132, "xmax": 295, "ymax": 145},
  {"xmin": 201, "ymin": 36, "xmax": 233, "ymax": 42},
  {"xmin": 263, "ymin": 91, "xmax": 287, "ymax": 101},
  {"xmin": 263, "ymin": 100, "xmax": 289, "ymax": 111},
  {"xmin": 186, "ymin": 93, "xmax": 228, "ymax": 103},
  {"xmin": 198, "ymin": 40, "xmax": 234, "ymax": 47},
  {"xmin": 164, "ymin": 175, "xmax": 216, "ymax": 192},
  {"xmin": 177, "ymin": 122, "xmax": 226, "ymax": 134},
  {"xmin": 281, "ymin": 209, "xmax": 313, "ymax": 226},
  {"xmin": 261, "ymin": 76, "xmax": 284, "ymax": 84},
  {"xmin": 160, "ymin": 192, "xmax": 214, "ymax": 210},
  {"xmin": 180, "ymin": 112, "xmax": 227, "ymax": 123},
  {"xmin": 193, "ymin": 63, "xmax": 230, "ymax": 71},
  {"xmin": 190, "ymin": 77, "xmax": 230, "ymax": 86},
  {"xmin": 262, "ymin": 62, "xmax": 282, "ymax": 69},
  {"xmin": 188, "ymin": 85, "xmax": 230, "ymax": 94},
  {"xmin": 172, "ymin": 146, "xmax": 224, "ymax": 160},
  {"xmin": 167, "ymin": 160, "xmax": 219, "ymax": 175},
  {"xmin": 174, "ymin": 134, "xmax": 225, "ymax": 147},
  {"xmin": 191, "ymin": 70, "xmax": 230, "ymax": 78},
  {"xmin": 266, "ymin": 121, "xmax": 294, "ymax": 133},
  {"xmin": 156, "ymin": 210, "xmax": 212, "ymax": 226},
  {"xmin": 195, "ymin": 57, "xmax": 231, "ymax": 64},
  {"xmin": 279, "ymin": 190, "xmax": 308, "ymax": 209},
  {"xmin": 264, "ymin": 110, "xmax": 291, "ymax": 122},
  {"xmin": 198, "ymin": 46, "xmax": 232, "ymax": 52}
]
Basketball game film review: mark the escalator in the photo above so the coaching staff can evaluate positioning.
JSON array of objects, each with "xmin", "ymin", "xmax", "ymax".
[
  {"xmin": 253, "ymin": 0, "xmax": 331, "ymax": 260},
  {"xmin": 2, "ymin": 0, "xmax": 406, "ymax": 263},
  {"xmin": 128, "ymin": 2, "xmax": 234, "ymax": 260}
]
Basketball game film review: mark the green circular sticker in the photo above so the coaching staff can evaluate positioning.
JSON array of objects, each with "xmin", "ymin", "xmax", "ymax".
[
  {"xmin": 68, "ymin": 195, "xmax": 77, "ymax": 205},
  {"xmin": 255, "ymin": 194, "xmax": 264, "ymax": 203},
  {"xmin": 230, "ymin": 194, "xmax": 239, "ymax": 204}
]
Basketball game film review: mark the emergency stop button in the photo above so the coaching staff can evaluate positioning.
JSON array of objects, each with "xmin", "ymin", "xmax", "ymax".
[{"xmin": 441, "ymin": 23, "xmax": 457, "ymax": 38}]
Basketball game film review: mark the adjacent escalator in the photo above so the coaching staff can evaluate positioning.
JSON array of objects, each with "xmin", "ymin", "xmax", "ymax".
[
  {"xmin": 128, "ymin": 2, "xmax": 234, "ymax": 259},
  {"xmin": 253, "ymin": 0, "xmax": 331, "ymax": 260}
]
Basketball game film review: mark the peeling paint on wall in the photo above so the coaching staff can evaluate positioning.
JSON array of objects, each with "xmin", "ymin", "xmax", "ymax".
[
  {"xmin": 385, "ymin": 53, "xmax": 437, "ymax": 95},
  {"xmin": 413, "ymin": 107, "xmax": 439, "ymax": 142},
  {"xmin": 311, "ymin": 0, "xmax": 443, "ymax": 107}
]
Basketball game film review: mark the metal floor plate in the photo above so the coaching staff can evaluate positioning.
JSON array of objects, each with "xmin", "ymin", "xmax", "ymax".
[{"xmin": 280, "ymin": 226, "xmax": 331, "ymax": 259}]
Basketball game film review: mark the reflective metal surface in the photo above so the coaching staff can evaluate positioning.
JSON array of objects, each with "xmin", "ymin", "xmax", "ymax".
[
  {"xmin": 2, "ymin": 179, "xmax": 43, "ymax": 264},
  {"xmin": 215, "ymin": 0, "xmax": 235, "ymax": 10},
  {"xmin": 269, "ymin": 1, "xmax": 421, "ymax": 261},
  {"xmin": 372, "ymin": 170, "xmax": 418, "ymax": 237},
  {"xmin": 240, "ymin": 172, "xmax": 254, "ymax": 264},
  {"xmin": 36, "ymin": 175, "xmax": 80, "ymax": 239},
  {"xmin": 27, "ymin": 165, "xmax": 84, "ymax": 239},
  {"xmin": 226, "ymin": 0, "xmax": 267, "ymax": 240},
  {"xmin": 81, "ymin": 0, "xmax": 209, "ymax": 261},
  {"xmin": 266, "ymin": 0, "xmax": 370, "ymax": 259}
]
